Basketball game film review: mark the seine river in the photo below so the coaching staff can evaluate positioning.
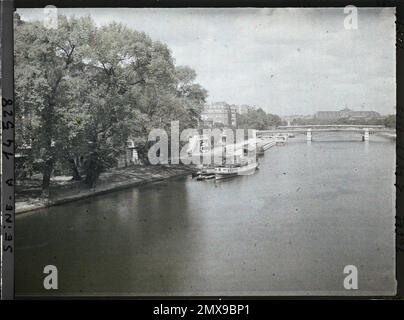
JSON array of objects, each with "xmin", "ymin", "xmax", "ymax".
[{"xmin": 15, "ymin": 133, "xmax": 396, "ymax": 296}]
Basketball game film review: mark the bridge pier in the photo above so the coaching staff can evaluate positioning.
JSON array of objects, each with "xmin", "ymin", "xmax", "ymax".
[
  {"xmin": 363, "ymin": 128, "xmax": 369, "ymax": 141},
  {"xmin": 306, "ymin": 128, "xmax": 312, "ymax": 141}
]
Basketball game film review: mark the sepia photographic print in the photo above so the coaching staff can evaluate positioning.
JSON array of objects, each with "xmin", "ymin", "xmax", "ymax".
[{"xmin": 2, "ymin": 5, "xmax": 398, "ymax": 297}]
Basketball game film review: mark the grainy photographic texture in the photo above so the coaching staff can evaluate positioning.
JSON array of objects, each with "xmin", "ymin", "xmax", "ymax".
[{"xmin": 13, "ymin": 7, "xmax": 396, "ymax": 296}]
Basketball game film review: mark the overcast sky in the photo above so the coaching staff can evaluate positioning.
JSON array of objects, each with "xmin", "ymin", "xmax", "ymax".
[{"xmin": 18, "ymin": 7, "xmax": 396, "ymax": 116}]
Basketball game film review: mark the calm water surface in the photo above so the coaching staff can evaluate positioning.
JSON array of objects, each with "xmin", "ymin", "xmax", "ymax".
[{"xmin": 16, "ymin": 133, "xmax": 396, "ymax": 296}]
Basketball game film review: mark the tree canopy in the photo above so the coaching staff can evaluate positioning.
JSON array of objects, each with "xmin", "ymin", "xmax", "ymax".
[
  {"xmin": 15, "ymin": 15, "xmax": 208, "ymax": 193},
  {"xmin": 237, "ymin": 107, "xmax": 284, "ymax": 130}
]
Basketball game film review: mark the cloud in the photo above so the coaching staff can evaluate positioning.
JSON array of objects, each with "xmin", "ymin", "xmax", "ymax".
[{"xmin": 18, "ymin": 7, "xmax": 396, "ymax": 115}]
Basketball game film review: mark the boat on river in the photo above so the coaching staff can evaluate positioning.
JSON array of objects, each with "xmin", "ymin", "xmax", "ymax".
[
  {"xmin": 214, "ymin": 157, "xmax": 259, "ymax": 180},
  {"xmin": 195, "ymin": 166, "xmax": 216, "ymax": 180},
  {"xmin": 256, "ymin": 137, "xmax": 276, "ymax": 155},
  {"xmin": 196, "ymin": 173, "xmax": 215, "ymax": 180},
  {"xmin": 275, "ymin": 134, "xmax": 288, "ymax": 146}
]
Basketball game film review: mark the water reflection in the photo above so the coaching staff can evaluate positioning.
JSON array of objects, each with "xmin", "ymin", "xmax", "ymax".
[{"xmin": 16, "ymin": 134, "xmax": 396, "ymax": 296}]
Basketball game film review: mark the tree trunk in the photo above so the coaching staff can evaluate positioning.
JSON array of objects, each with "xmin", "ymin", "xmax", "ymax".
[
  {"xmin": 41, "ymin": 158, "xmax": 54, "ymax": 199},
  {"xmin": 68, "ymin": 158, "xmax": 82, "ymax": 181},
  {"xmin": 84, "ymin": 153, "xmax": 103, "ymax": 188},
  {"xmin": 136, "ymin": 145, "xmax": 151, "ymax": 165},
  {"xmin": 40, "ymin": 94, "xmax": 57, "ymax": 198}
]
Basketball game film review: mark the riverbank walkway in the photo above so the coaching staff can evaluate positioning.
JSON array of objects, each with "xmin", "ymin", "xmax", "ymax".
[{"xmin": 16, "ymin": 165, "xmax": 194, "ymax": 214}]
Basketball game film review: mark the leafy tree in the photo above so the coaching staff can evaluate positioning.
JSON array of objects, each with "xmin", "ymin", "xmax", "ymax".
[
  {"xmin": 15, "ymin": 15, "xmax": 95, "ymax": 196},
  {"xmin": 384, "ymin": 114, "xmax": 396, "ymax": 129},
  {"xmin": 15, "ymin": 15, "xmax": 208, "ymax": 191},
  {"xmin": 237, "ymin": 107, "xmax": 283, "ymax": 130}
]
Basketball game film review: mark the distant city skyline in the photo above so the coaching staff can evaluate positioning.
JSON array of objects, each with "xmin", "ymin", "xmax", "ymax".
[
  {"xmin": 18, "ymin": 7, "xmax": 396, "ymax": 116},
  {"xmin": 206, "ymin": 102, "xmax": 385, "ymax": 117}
]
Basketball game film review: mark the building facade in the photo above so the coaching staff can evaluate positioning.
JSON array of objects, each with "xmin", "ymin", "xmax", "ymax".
[
  {"xmin": 201, "ymin": 102, "xmax": 238, "ymax": 127},
  {"xmin": 315, "ymin": 108, "xmax": 381, "ymax": 120},
  {"xmin": 234, "ymin": 104, "xmax": 250, "ymax": 115}
]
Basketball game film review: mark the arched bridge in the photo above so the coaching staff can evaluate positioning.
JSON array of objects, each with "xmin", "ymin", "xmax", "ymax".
[{"xmin": 257, "ymin": 124, "xmax": 396, "ymax": 141}]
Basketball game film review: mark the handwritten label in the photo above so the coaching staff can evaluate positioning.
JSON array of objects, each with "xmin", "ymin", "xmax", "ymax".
[{"xmin": 2, "ymin": 97, "xmax": 15, "ymax": 254}]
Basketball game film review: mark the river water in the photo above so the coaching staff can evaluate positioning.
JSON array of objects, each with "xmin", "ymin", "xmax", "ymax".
[{"xmin": 15, "ymin": 133, "xmax": 396, "ymax": 296}]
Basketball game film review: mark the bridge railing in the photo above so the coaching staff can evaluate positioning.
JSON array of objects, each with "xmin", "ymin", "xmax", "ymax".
[
  {"xmin": 277, "ymin": 124, "xmax": 386, "ymax": 129},
  {"xmin": 256, "ymin": 126, "xmax": 395, "ymax": 141},
  {"xmin": 258, "ymin": 128, "xmax": 393, "ymax": 134}
]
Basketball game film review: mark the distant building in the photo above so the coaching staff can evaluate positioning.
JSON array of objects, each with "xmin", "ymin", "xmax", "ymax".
[
  {"xmin": 229, "ymin": 105, "xmax": 238, "ymax": 127},
  {"xmin": 201, "ymin": 102, "xmax": 238, "ymax": 127},
  {"xmin": 315, "ymin": 108, "xmax": 381, "ymax": 120},
  {"xmin": 315, "ymin": 111, "xmax": 340, "ymax": 119},
  {"xmin": 234, "ymin": 104, "xmax": 250, "ymax": 115},
  {"xmin": 282, "ymin": 114, "xmax": 312, "ymax": 126}
]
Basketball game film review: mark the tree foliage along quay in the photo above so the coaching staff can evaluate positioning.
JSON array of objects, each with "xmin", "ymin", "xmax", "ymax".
[
  {"xmin": 291, "ymin": 115, "xmax": 396, "ymax": 127},
  {"xmin": 15, "ymin": 15, "xmax": 208, "ymax": 194},
  {"xmin": 237, "ymin": 107, "xmax": 284, "ymax": 130}
]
